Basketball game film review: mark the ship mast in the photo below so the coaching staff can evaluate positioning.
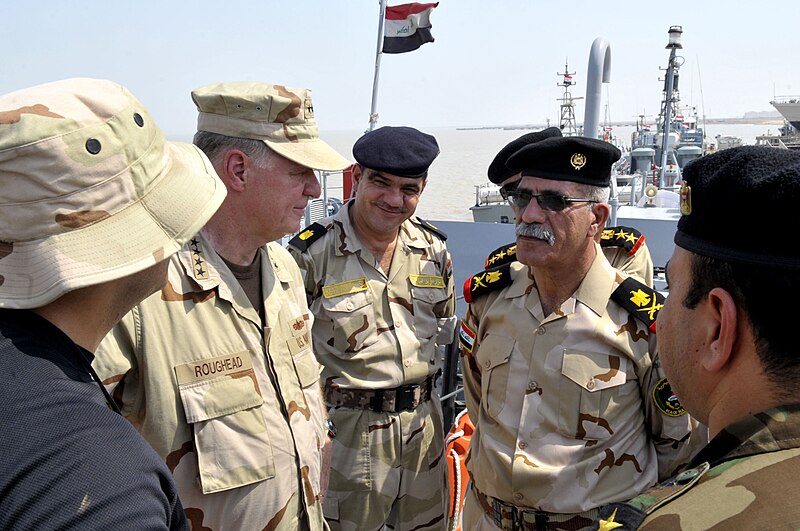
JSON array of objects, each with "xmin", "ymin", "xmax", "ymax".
[
  {"xmin": 658, "ymin": 26, "xmax": 683, "ymax": 187},
  {"xmin": 557, "ymin": 60, "xmax": 583, "ymax": 137}
]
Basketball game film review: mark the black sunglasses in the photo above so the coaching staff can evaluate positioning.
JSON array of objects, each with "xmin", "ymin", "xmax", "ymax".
[{"xmin": 500, "ymin": 187, "xmax": 597, "ymax": 212}]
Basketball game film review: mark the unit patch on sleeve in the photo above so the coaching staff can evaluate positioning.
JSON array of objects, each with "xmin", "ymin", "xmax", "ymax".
[
  {"xmin": 600, "ymin": 225, "xmax": 645, "ymax": 256},
  {"xmin": 484, "ymin": 242, "xmax": 517, "ymax": 269},
  {"xmin": 611, "ymin": 277, "xmax": 664, "ymax": 333},
  {"xmin": 652, "ymin": 377, "xmax": 687, "ymax": 417},
  {"xmin": 463, "ymin": 263, "xmax": 513, "ymax": 304},
  {"xmin": 287, "ymin": 222, "xmax": 328, "ymax": 252}
]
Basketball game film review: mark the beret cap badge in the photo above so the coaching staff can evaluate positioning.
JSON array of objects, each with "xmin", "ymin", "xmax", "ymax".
[
  {"xmin": 570, "ymin": 153, "xmax": 587, "ymax": 170},
  {"xmin": 679, "ymin": 181, "xmax": 692, "ymax": 215}
]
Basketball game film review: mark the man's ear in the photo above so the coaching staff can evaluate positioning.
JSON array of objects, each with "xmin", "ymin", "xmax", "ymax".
[
  {"xmin": 351, "ymin": 164, "xmax": 363, "ymax": 192},
  {"xmin": 220, "ymin": 149, "xmax": 247, "ymax": 192},
  {"xmin": 702, "ymin": 287, "xmax": 739, "ymax": 373},
  {"xmin": 589, "ymin": 202, "xmax": 610, "ymax": 238}
]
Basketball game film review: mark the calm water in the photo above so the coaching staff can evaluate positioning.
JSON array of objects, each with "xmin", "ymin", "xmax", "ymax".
[{"xmin": 321, "ymin": 123, "xmax": 772, "ymax": 222}]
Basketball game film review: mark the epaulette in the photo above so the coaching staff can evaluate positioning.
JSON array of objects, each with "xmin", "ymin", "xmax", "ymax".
[
  {"xmin": 610, "ymin": 277, "xmax": 664, "ymax": 333},
  {"xmin": 287, "ymin": 222, "xmax": 328, "ymax": 252},
  {"xmin": 600, "ymin": 226, "xmax": 645, "ymax": 256},
  {"xmin": 484, "ymin": 242, "xmax": 517, "ymax": 269},
  {"xmin": 412, "ymin": 217, "xmax": 448, "ymax": 241},
  {"xmin": 463, "ymin": 263, "xmax": 513, "ymax": 304}
]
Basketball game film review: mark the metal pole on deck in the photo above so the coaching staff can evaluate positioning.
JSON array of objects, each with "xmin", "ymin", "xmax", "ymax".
[
  {"xmin": 658, "ymin": 26, "xmax": 683, "ymax": 188},
  {"xmin": 368, "ymin": 0, "xmax": 388, "ymax": 132}
]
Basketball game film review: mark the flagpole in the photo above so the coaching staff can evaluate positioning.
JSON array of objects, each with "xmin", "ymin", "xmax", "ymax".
[{"xmin": 368, "ymin": 0, "xmax": 388, "ymax": 132}]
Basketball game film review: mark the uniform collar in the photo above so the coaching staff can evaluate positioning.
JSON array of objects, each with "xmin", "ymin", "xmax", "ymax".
[{"xmin": 332, "ymin": 203, "xmax": 431, "ymax": 257}]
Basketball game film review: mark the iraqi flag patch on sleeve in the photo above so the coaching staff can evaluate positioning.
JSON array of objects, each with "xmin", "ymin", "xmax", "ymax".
[{"xmin": 459, "ymin": 320, "xmax": 476, "ymax": 353}]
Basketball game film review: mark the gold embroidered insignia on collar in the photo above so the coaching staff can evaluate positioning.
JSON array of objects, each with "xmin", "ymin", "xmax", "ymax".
[{"xmin": 570, "ymin": 153, "xmax": 587, "ymax": 170}]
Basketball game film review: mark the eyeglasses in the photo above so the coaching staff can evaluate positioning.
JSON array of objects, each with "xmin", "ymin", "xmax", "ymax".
[{"xmin": 500, "ymin": 187, "xmax": 597, "ymax": 212}]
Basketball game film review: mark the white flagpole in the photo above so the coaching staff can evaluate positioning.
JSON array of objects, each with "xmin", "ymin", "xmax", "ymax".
[{"xmin": 367, "ymin": 0, "xmax": 388, "ymax": 132}]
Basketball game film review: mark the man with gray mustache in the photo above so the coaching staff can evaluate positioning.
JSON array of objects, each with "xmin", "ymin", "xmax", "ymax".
[
  {"xmin": 289, "ymin": 126, "xmax": 457, "ymax": 530},
  {"xmin": 458, "ymin": 136, "xmax": 703, "ymax": 530}
]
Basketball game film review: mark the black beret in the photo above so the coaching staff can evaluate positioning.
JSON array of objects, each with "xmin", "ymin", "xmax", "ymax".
[
  {"xmin": 487, "ymin": 127, "xmax": 563, "ymax": 184},
  {"xmin": 675, "ymin": 146, "xmax": 800, "ymax": 268},
  {"xmin": 506, "ymin": 136, "xmax": 622, "ymax": 187},
  {"xmin": 352, "ymin": 126, "xmax": 439, "ymax": 178}
]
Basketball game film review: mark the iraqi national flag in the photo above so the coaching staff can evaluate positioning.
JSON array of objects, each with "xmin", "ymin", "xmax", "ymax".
[{"xmin": 382, "ymin": 3, "xmax": 438, "ymax": 54}]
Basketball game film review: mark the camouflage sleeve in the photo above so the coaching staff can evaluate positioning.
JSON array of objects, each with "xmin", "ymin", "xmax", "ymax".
[
  {"xmin": 93, "ymin": 308, "xmax": 142, "ymax": 419},
  {"xmin": 287, "ymin": 245, "xmax": 320, "ymax": 306},
  {"xmin": 435, "ymin": 245, "xmax": 457, "ymax": 344},
  {"xmin": 459, "ymin": 304, "xmax": 483, "ymax": 422},
  {"xmin": 642, "ymin": 342, "xmax": 707, "ymax": 479}
]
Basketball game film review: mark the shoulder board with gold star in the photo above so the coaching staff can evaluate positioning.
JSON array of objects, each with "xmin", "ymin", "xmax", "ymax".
[
  {"xmin": 600, "ymin": 225, "xmax": 645, "ymax": 256},
  {"xmin": 287, "ymin": 222, "xmax": 328, "ymax": 253},
  {"xmin": 463, "ymin": 263, "xmax": 513, "ymax": 304},
  {"xmin": 484, "ymin": 242, "xmax": 517, "ymax": 269},
  {"xmin": 412, "ymin": 217, "xmax": 448, "ymax": 241},
  {"xmin": 611, "ymin": 277, "xmax": 665, "ymax": 333}
]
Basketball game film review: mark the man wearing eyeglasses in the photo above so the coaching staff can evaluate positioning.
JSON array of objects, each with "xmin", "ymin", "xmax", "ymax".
[{"xmin": 458, "ymin": 136, "xmax": 702, "ymax": 530}]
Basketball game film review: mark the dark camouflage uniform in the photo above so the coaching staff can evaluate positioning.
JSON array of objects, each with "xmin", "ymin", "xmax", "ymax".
[{"xmin": 594, "ymin": 405, "xmax": 800, "ymax": 530}]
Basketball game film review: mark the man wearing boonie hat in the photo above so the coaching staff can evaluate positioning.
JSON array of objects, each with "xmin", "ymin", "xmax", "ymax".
[
  {"xmin": 459, "ymin": 136, "xmax": 703, "ymax": 530},
  {"xmin": 0, "ymin": 78, "xmax": 226, "ymax": 529},
  {"xmin": 484, "ymin": 127, "xmax": 654, "ymax": 287},
  {"xmin": 95, "ymin": 82, "xmax": 349, "ymax": 530},
  {"xmin": 593, "ymin": 146, "xmax": 800, "ymax": 529},
  {"xmin": 288, "ymin": 126, "xmax": 457, "ymax": 530}
]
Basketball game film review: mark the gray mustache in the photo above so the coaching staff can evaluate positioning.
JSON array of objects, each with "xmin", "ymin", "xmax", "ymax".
[{"xmin": 516, "ymin": 223, "xmax": 556, "ymax": 246}]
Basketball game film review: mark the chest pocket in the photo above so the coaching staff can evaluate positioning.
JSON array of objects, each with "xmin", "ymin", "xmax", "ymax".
[
  {"xmin": 320, "ymin": 289, "xmax": 378, "ymax": 357},
  {"xmin": 175, "ymin": 352, "xmax": 275, "ymax": 494},
  {"xmin": 476, "ymin": 334, "xmax": 515, "ymax": 418},
  {"xmin": 410, "ymin": 286, "xmax": 449, "ymax": 340},
  {"xmin": 558, "ymin": 349, "xmax": 630, "ymax": 441}
]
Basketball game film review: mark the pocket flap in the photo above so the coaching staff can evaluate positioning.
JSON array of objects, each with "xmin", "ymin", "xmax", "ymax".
[
  {"xmin": 410, "ymin": 286, "xmax": 449, "ymax": 305},
  {"xmin": 320, "ymin": 289, "xmax": 372, "ymax": 313},
  {"xmin": 562, "ymin": 350, "xmax": 628, "ymax": 392},
  {"xmin": 477, "ymin": 334, "xmax": 515, "ymax": 370}
]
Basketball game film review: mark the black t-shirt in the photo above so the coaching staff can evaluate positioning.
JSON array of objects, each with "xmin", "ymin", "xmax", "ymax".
[{"xmin": 0, "ymin": 309, "xmax": 188, "ymax": 530}]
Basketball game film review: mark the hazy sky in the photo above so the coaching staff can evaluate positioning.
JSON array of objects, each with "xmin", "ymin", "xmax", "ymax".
[{"xmin": 4, "ymin": 1, "xmax": 797, "ymax": 135}]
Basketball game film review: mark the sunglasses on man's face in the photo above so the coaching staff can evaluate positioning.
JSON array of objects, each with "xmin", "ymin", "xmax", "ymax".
[{"xmin": 499, "ymin": 187, "xmax": 597, "ymax": 212}]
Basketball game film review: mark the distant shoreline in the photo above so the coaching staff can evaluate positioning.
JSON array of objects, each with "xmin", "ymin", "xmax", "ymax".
[{"xmin": 457, "ymin": 117, "xmax": 785, "ymax": 131}]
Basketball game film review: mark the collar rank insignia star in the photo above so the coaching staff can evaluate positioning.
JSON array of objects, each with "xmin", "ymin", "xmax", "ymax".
[
  {"xmin": 190, "ymin": 239, "xmax": 209, "ymax": 281},
  {"xmin": 680, "ymin": 180, "xmax": 692, "ymax": 215},
  {"xmin": 611, "ymin": 277, "xmax": 664, "ymax": 333},
  {"xmin": 570, "ymin": 152, "xmax": 587, "ymax": 170},
  {"xmin": 287, "ymin": 222, "xmax": 328, "ymax": 252},
  {"xmin": 484, "ymin": 242, "xmax": 517, "ymax": 269},
  {"xmin": 463, "ymin": 263, "xmax": 513, "ymax": 304}
]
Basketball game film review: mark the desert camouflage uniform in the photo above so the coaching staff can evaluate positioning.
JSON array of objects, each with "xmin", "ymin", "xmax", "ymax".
[
  {"xmin": 95, "ymin": 232, "xmax": 327, "ymax": 531},
  {"xmin": 593, "ymin": 405, "xmax": 800, "ymax": 530},
  {"xmin": 289, "ymin": 203, "xmax": 457, "ymax": 531},
  {"xmin": 460, "ymin": 247, "xmax": 702, "ymax": 530}
]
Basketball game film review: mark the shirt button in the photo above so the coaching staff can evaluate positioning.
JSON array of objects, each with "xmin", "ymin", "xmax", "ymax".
[
  {"xmin": 587, "ymin": 380, "xmax": 596, "ymax": 390},
  {"xmin": 484, "ymin": 360, "xmax": 491, "ymax": 368},
  {"xmin": 527, "ymin": 380, "xmax": 538, "ymax": 390},
  {"xmin": 514, "ymin": 492, "xmax": 523, "ymax": 502},
  {"xmin": 518, "ymin": 441, "xmax": 528, "ymax": 450},
  {"xmin": 427, "ymin": 293, "xmax": 434, "ymax": 302},
  {"xmin": 396, "ymin": 321, "xmax": 403, "ymax": 328},
  {"xmin": 346, "ymin": 303, "xmax": 354, "ymax": 311},
  {"xmin": 536, "ymin": 326, "xmax": 546, "ymax": 335},
  {"xmin": 404, "ymin": 359, "xmax": 411, "ymax": 367}
]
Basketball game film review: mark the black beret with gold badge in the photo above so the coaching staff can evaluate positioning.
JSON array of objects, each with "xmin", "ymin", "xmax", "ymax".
[
  {"xmin": 676, "ymin": 146, "xmax": 800, "ymax": 268},
  {"xmin": 487, "ymin": 127, "xmax": 562, "ymax": 184},
  {"xmin": 506, "ymin": 136, "xmax": 622, "ymax": 187}
]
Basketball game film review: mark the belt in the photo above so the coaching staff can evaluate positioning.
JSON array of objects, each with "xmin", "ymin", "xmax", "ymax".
[
  {"xmin": 325, "ymin": 372, "xmax": 438, "ymax": 413},
  {"xmin": 473, "ymin": 486, "xmax": 598, "ymax": 531}
]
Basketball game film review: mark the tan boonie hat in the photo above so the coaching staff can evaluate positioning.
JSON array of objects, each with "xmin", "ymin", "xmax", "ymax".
[
  {"xmin": 191, "ymin": 82, "xmax": 350, "ymax": 171},
  {"xmin": 0, "ymin": 78, "xmax": 227, "ymax": 309}
]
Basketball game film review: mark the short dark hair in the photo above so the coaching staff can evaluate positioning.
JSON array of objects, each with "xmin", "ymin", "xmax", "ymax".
[{"xmin": 684, "ymin": 253, "xmax": 800, "ymax": 395}]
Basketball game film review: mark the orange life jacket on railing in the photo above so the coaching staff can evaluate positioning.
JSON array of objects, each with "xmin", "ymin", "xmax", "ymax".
[{"xmin": 445, "ymin": 409, "xmax": 473, "ymax": 531}]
